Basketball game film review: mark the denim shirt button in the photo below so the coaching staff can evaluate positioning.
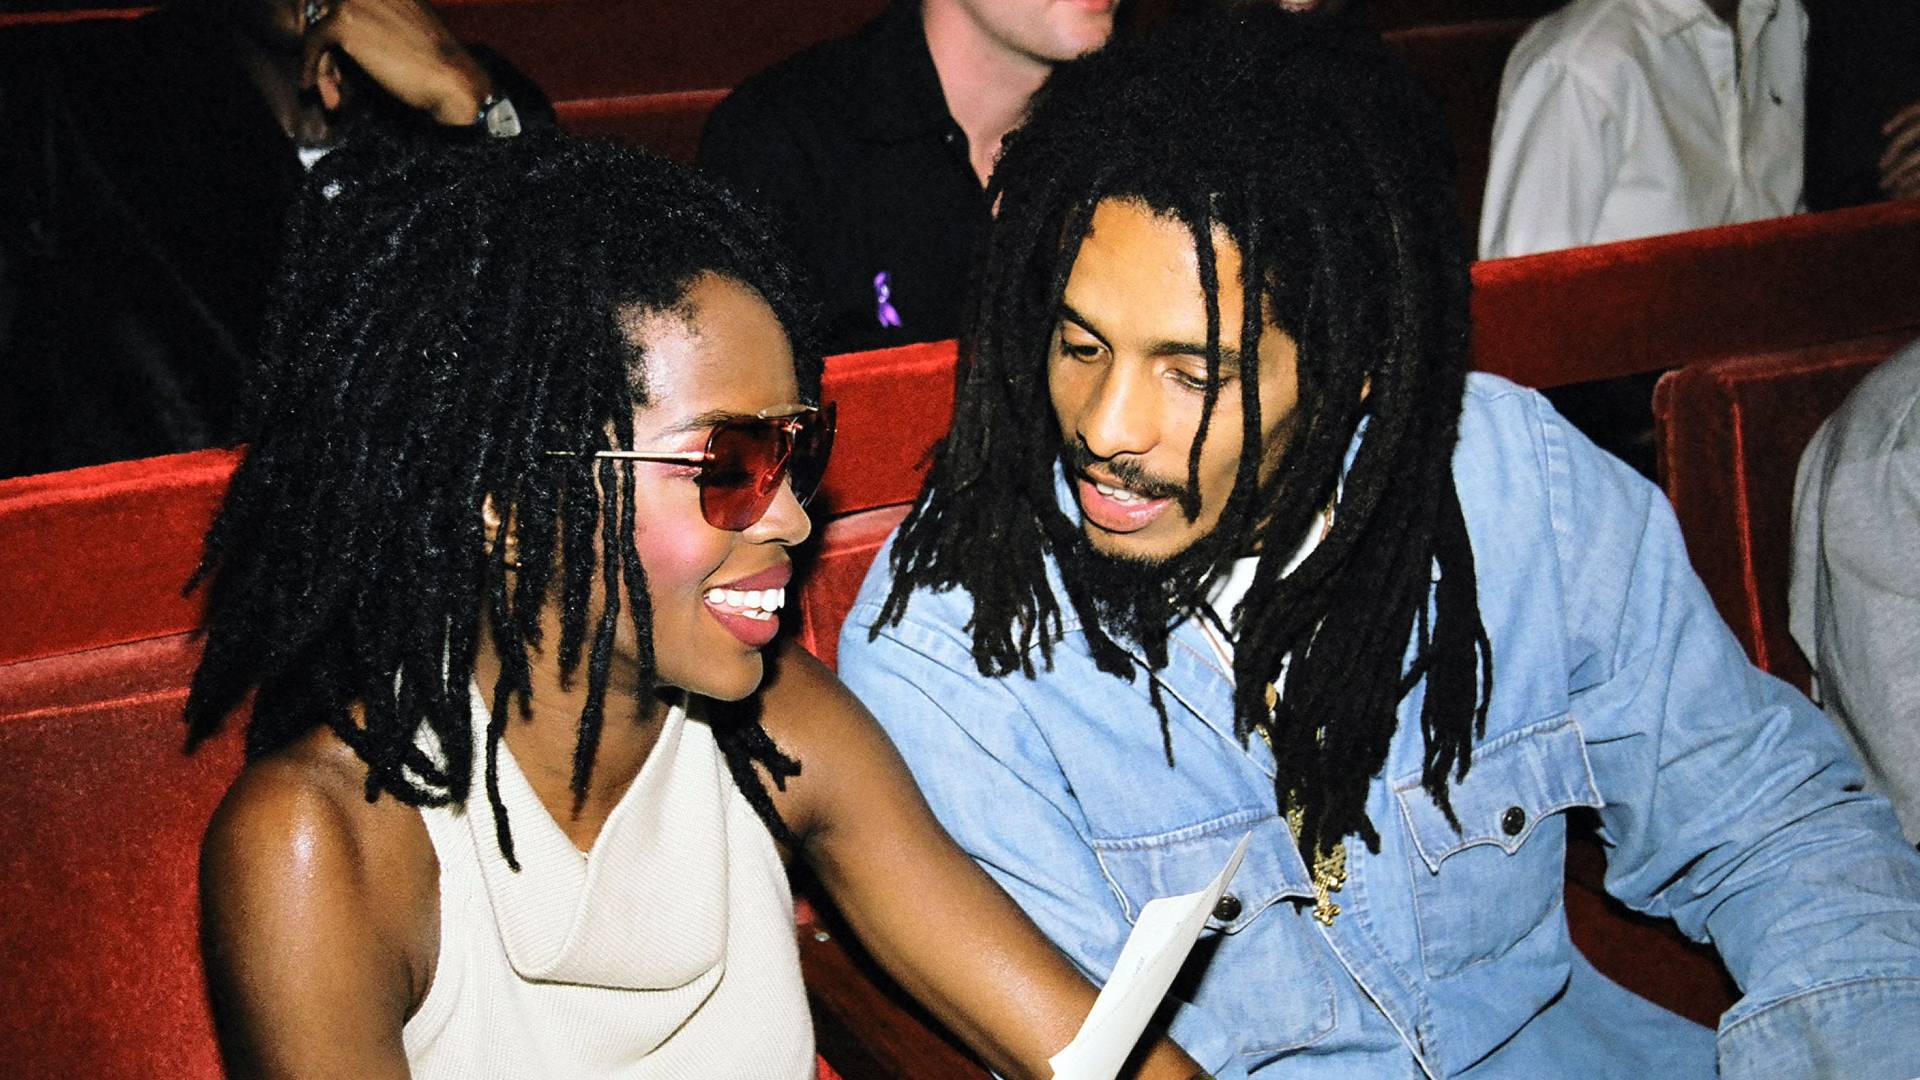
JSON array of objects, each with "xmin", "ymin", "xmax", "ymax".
[
  {"xmin": 1501, "ymin": 806, "xmax": 1527, "ymax": 836},
  {"xmin": 1213, "ymin": 893, "xmax": 1243, "ymax": 921}
]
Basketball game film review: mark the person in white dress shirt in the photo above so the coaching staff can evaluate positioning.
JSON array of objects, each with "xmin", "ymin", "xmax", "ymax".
[{"xmin": 1478, "ymin": 0, "xmax": 1806, "ymax": 260}]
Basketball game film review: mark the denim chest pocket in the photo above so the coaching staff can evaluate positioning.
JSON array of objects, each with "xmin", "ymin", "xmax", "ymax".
[
  {"xmin": 1091, "ymin": 811, "xmax": 1337, "ymax": 1055},
  {"xmin": 1393, "ymin": 715, "xmax": 1602, "ymax": 978}
]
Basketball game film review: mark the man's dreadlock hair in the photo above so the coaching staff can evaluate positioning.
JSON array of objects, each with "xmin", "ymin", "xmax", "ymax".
[
  {"xmin": 877, "ymin": 10, "xmax": 1491, "ymax": 859},
  {"xmin": 184, "ymin": 131, "xmax": 817, "ymax": 869}
]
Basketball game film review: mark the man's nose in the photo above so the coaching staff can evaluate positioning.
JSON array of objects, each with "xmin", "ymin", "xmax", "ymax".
[{"xmin": 1076, "ymin": 361, "xmax": 1159, "ymax": 461}]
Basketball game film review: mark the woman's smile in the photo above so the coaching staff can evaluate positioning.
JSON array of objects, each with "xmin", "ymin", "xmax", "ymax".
[{"xmin": 702, "ymin": 562, "xmax": 793, "ymax": 647}]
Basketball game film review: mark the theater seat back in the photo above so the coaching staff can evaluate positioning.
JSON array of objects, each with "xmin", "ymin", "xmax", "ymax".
[
  {"xmin": 795, "ymin": 505, "xmax": 911, "ymax": 670},
  {"xmin": 798, "ymin": 341, "xmax": 960, "ymax": 669},
  {"xmin": 0, "ymin": 449, "xmax": 239, "ymax": 1079},
  {"xmin": 0, "ymin": 637, "xmax": 237, "ymax": 1079},
  {"xmin": 1652, "ymin": 332, "xmax": 1910, "ymax": 692}
]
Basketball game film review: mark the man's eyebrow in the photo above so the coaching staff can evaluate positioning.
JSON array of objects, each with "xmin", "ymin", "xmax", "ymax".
[
  {"xmin": 1057, "ymin": 303, "xmax": 1111, "ymax": 348},
  {"xmin": 1150, "ymin": 338, "xmax": 1246, "ymax": 370},
  {"xmin": 1059, "ymin": 302, "xmax": 1246, "ymax": 370}
]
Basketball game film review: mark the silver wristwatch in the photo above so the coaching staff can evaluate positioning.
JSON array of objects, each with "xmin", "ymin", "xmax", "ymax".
[{"xmin": 475, "ymin": 95, "xmax": 523, "ymax": 139}]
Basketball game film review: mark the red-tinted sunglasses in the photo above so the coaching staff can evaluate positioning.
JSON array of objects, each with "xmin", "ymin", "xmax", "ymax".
[{"xmin": 554, "ymin": 404, "xmax": 836, "ymax": 531}]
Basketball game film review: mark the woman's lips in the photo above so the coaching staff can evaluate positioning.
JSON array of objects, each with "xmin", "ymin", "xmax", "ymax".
[
  {"xmin": 1076, "ymin": 476, "xmax": 1173, "ymax": 534},
  {"xmin": 703, "ymin": 564, "xmax": 791, "ymax": 648}
]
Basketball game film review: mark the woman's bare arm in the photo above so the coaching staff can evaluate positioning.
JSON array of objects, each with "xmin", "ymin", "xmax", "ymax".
[
  {"xmin": 757, "ymin": 640, "xmax": 1205, "ymax": 1080},
  {"xmin": 199, "ymin": 749, "xmax": 430, "ymax": 1079}
]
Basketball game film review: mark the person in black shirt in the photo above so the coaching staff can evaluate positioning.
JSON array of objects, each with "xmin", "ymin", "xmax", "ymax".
[
  {"xmin": 0, "ymin": 0, "xmax": 548, "ymax": 480},
  {"xmin": 697, "ymin": 0, "xmax": 1113, "ymax": 356}
]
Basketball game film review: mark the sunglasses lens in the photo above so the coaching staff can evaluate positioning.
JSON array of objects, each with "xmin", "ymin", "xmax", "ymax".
[
  {"xmin": 699, "ymin": 419, "xmax": 786, "ymax": 531},
  {"xmin": 788, "ymin": 404, "xmax": 836, "ymax": 507},
  {"xmin": 694, "ymin": 407, "xmax": 839, "ymax": 530}
]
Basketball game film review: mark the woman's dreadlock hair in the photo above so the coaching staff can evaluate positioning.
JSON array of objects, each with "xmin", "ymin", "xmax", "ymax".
[
  {"xmin": 184, "ymin": 131, "xmax": 818, "ymax": 869},
  {"xmin": 877, "ymin": 10, "xmax": 1492, "ymax": 860}
]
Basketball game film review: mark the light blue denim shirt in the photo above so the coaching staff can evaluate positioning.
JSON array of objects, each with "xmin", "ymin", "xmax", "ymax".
[{"xmin": 839, "ymin": 374, "xmax": 1920, "ymax": 1078}]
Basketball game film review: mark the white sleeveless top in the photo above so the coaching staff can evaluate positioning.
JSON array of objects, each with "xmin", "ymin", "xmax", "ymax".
[{"xmin": 402, "ymin": 689, "xmax": 814, "ymax": 1078}]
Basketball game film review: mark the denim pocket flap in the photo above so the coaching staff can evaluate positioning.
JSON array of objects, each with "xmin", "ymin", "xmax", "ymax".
[
  {"xmin": 1393, "ymin": 715, "xmax": 1602, "ymax": 874},
  {"xmin": 1093, "ymin": 811, "xmax": 1313, "ymax": 932}
]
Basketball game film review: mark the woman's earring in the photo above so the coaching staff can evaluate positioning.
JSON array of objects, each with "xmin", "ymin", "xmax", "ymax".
[
  {"xmin": 491, "ymin": 545, "xmax": 521, "ymax": 572},
  {"xmin": 483, "ymin": 499, "xmax": 520, "ymax": 572}
]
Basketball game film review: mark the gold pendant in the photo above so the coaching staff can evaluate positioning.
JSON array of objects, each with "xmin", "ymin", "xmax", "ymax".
[{"xmin": 1262, "ymin": 700, "xmax": 1345, "ymax": 927}]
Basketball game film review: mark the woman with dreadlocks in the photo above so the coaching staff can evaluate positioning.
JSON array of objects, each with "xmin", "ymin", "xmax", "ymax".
[
  {"xmin": 186, "ymin": 131, "xmax": 1204, "ymax": 1079},
  {"xmin": 841, "ymin": 9, "xmax": 1920, "ymax": 1080}
]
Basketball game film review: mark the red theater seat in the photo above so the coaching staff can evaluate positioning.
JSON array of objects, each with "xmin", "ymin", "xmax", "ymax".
[
  {"xmin": 441, "ymin": 0, "xmax": 887, "ymax": 161},
  {"xmin": 1652, "ymin": 332, "xmax": 1910, "ymax": 692},
  {"xmin": 0, "ymin": 635, "xmax": 235, "ymax": 1080},
  {"xmin": 817, "ymin": 339, "xmax": 959, "ymax": 517},
  {"xmin": 1472, "ymin": 199, "xmax": 1920, "ymax": 390},
  {"xmin": 797, "ymin": 505, "xmax": 911, "ymax": 670}
]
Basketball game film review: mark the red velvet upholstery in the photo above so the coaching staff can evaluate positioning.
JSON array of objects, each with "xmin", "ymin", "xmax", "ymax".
[
  {"xmin": 436, "ymin": 0, "xmax": 885, "ymax": 104},
  {"xmin": 817, "ymin": 339, "xmax": 958, "ymax": 516},
  {"xmin": 441, "ymin": 0, "xmax": 887, "ymax": 161},
  {"xmin": 1652, "ymin": 332, "xmax": 1908, "ymax": 693},
  {"xmin": 1474, "ymin": 199, "xmax": 1920, "ymax": 389},
  {"xmin": 0, "ymin": 1, "xmax": 888, "ymax": 164},
  {"xmin": 0, "ymin": 635, "xmax": 234, "ymax": 1080},
  {"xmin": 797, "ymin": 505, "xmax": 913, "ymax": 670},
  {"xmin": 552, "ymin": 90, "xmax": 730, "ymax": 164},
  {"xmin": 0, "ymin": 448, "xmax": 235, "ymax": 666}
]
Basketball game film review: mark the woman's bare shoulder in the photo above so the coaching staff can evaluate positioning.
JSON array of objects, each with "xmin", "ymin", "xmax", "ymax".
[
  {"xmin": 207, "ymin": 725, "xmax": 432, "ymax": 881},
  {"xmin": 746, "ymin": 638, "xmax": 922, "ymax": 846},
  {"xmin": 201, "ymin": 724, "xmax": 440, "ymax": 999},
  {"xmin": 754, "ymin": 639, "xmax": 872, "ymax": 735}
]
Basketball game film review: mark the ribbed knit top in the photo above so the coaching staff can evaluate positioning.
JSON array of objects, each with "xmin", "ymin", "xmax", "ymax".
[{"xmin": 401, "ymin": 689, "xmax": 814, "ymax": 1078}]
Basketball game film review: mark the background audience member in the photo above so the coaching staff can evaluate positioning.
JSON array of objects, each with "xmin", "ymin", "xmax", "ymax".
[
  {"xmin": 1791, "ymin": 337, "xmax": 1920, "ymax": 845},
  {"xmin": 1479, "ymin": 0, "xmax": 1810, "ymax": 478},
  {"xmin": 0, "ymin": 0, "xmax": 548, "ymax": 480},
  {"xmin": 697, "ymin": 0, "xmax": 1113, "ymax": 355},
  {"xmin": 1804, "ymin": 0, "xmax": 1920, "ymax": 209},
  {"xmin": 1479, "ymin": 0, "xmax": 1806, "ymax": 260}
]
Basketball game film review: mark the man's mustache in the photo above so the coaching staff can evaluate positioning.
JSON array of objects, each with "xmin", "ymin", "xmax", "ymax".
[{"xmin": 1061, "ymin": 442, "xmax": 1188, "ymax": 502}]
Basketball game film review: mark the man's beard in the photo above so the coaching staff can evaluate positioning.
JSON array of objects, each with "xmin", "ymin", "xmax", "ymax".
[{"xmin": 1056, "ymin": 445, "xmax": 1241, "ymax": 654}]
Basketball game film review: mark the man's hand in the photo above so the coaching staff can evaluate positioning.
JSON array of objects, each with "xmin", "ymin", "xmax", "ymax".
[
  {"xmin": 303, "ymin": 0, "xmax": 494, "ymax": 128},
  {"xmin": 1878, "ymin": 100, "xmax": 1920, "ymax": 201}
]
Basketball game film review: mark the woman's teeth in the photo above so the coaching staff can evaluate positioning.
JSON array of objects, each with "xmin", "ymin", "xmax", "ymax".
[
  {"xmin": 704, "ymin": 586, "xmax": 786, "ymax": 621},
  {"xmin": 1094, "ymin": 480, "xmax": 1150, "ymax": 504}
]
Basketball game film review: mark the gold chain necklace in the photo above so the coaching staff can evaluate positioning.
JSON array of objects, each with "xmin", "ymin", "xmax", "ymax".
[
  {"xmin": 1258, "ymin": 680, "xmax": 1346, "ymax": 926},
  {"xmin": 1197, "ymin": 496, "xmax": 1347, "ymax": 926}
]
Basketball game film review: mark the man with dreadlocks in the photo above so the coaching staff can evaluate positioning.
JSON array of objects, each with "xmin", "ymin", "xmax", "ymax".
[
  {"xmin": 187, "ymin": 131, "xmax": 1204, "ymax": 1078},
  {"xmin": 840, "ymin": 10, "xmax": 1920, "ymax": 1079}
]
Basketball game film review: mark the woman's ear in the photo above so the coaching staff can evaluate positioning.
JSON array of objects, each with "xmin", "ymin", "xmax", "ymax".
[{"xmin": 481, "ymin": 495, "xmax": 519, "ymax": 569}]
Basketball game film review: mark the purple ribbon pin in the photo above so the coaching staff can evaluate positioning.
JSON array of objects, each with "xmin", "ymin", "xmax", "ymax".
[{"xmin": 873, "ymin": 271, "xmax": 903, "ymax": 328}]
